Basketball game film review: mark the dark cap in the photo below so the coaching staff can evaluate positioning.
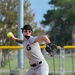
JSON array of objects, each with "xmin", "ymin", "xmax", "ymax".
[{"xmin": 21, "ymin": 24, "xmax": 33, "ymax": 31}]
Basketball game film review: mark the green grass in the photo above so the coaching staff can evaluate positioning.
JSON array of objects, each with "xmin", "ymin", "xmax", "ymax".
[
  {"xmin": 1, "ymin": 54, "xmax": 75, "ymax": 75},
  {"xmin": 1, "ymin": 58, "xmax": 18, "ymax": 70},
  {"xmin": 0, "ymin": 73, "xmax": 74, "ymax": 75},
  {"xmin": 1, "ymin": 73, "xmax": 10, "ymax": 75}
]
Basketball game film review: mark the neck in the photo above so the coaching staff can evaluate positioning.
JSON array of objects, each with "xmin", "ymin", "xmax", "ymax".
[{"xmin": 24, "ymin": 35, "xmax": 30, "ymax": 39}]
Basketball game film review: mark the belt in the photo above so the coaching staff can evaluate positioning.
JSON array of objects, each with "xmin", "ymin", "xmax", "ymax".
[{"xmin": 30, "ymin": 61, "xmax": 42, "ymax": 67}]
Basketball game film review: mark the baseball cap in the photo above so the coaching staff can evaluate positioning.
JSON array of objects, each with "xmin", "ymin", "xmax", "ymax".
[{"xmin": 21, "ymin": 24, "xmax": 33, "ymax": 31}]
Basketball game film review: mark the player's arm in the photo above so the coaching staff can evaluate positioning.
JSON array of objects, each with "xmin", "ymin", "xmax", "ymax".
[
  {"xmin": 15, "ymin": 38, "xmax": 23, "ymax": 44},
  {"xmin": 35, "ymin": 35, "xmax": 57, "ymax": 56},
  {"xmin": 34, "ymin": 35, "xmax": 51, "ymax": 43},
  {"xmin": 10, "ymin": 34, "xmax": 23, "ymax": 44}
]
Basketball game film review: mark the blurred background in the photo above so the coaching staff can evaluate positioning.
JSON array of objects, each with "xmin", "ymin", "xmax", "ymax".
[{"xmin": 0, "ymin": 0, "xmax": 75, "ymax": 75}]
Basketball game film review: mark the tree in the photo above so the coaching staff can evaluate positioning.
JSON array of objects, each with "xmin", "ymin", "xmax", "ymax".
[{"xmin": 41, "ymin": 0, "xmax": 75, "ymax": 46}]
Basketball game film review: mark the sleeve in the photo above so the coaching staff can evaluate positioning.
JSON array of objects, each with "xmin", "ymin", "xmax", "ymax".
[{"xmin": 29, "ymin": 36, "xmax": 37, "ymax": 44}]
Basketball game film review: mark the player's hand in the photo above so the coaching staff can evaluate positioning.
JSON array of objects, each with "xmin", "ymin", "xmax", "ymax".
[
  {"xmin": 9, "ymin": 33, "xmax": 17, "ymax": 41},
  {"xmin": 7, "ymin": 32, "xmax": 17, "ymax": 40},
  {"xmin": 45, "ymin": 43, "xmax": 57, "ymax": 56},
  {"xmin": 11, "ymin": 35, "xmax": 17, "ymax": 40}
]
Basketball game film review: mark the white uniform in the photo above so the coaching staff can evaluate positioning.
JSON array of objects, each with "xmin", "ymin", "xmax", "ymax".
[{"xmin": 22, "ymin": 36, "xmax": 49, "ymax": 75}]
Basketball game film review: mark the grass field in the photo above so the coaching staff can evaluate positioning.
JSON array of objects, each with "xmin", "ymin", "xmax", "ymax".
[
  {"xmin": 0, "ymin": 73, "xmax": 74, "ymax": 75},
  {"xmin": 0, "ymin": 54, "xmax": 75, "ymax": 75}
]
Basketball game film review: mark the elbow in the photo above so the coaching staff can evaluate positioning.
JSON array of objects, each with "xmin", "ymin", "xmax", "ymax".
[
  {"xmin": 42, "ymin": 35, "xmax": 50, "ymax": 43},
  {"xmin": 42, "ymin": 35, "xmax": 48, "ymax": 40}
]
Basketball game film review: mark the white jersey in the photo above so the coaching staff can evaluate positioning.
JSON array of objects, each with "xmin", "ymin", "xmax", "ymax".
[{"xmin": 22, "ymin": 36, "xmax": 47, "ymax": 64}]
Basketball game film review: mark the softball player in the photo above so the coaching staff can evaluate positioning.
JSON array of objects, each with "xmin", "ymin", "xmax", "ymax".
[{"xmin": 10, "ymin": 25, "xmax": 57, "ymax": 75}]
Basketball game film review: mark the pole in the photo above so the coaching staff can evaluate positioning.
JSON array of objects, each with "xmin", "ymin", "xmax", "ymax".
[
  {"xmin": 71, "ymin": 50, "xmax": 75, "ymax": 75},
  {"xmin": 18, "ymin": 0, "xmax": 24, "ymax": 69},
  {"xmin": 53, "ymin": 54, "xmax": 55, "ymax": 75},
  {"xmin": 60, "ymin": 47, "xmax": 65, "ymax": 75}
]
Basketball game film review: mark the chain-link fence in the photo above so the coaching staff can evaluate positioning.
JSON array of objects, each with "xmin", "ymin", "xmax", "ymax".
[{"xmin": 0, "ymin": 46, "xmax": 75, "ymax": 75}]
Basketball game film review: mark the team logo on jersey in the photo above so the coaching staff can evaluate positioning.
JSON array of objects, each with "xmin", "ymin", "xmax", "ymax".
[{"xmin": 26, "ymin": 44, "xmax": 31, "ymax": 51}]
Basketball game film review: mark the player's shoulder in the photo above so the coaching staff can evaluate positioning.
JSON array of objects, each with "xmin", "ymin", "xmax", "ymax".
[{"xmin": 29, "ymin": 36, "xmax": 37, "ymax": 43}]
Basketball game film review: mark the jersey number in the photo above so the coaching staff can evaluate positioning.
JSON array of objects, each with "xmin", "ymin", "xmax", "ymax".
[{"xmin": 26, "ymin": 45, "xmax": 31, "ymax": 51}]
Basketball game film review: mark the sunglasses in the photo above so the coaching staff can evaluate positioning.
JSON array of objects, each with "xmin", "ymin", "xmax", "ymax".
[{"xmin": 22, "ymin": 30, "xmax": 32, "ymax": 33}]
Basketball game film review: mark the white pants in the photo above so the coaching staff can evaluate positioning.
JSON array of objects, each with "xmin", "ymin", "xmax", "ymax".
[{"xmin": 26, "ymin": 62, "xmax": 49, "ymax": 75}]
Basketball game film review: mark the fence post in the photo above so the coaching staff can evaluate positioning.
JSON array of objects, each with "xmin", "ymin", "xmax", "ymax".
[{"xmin": 60, "ymin": 47, "xmax": 65, "ymax": 75}]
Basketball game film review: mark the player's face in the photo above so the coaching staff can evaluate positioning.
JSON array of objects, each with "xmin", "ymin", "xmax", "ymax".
[{"xmin": 22, "ymin": 30, "xmax": 32, "ymax": 36}]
